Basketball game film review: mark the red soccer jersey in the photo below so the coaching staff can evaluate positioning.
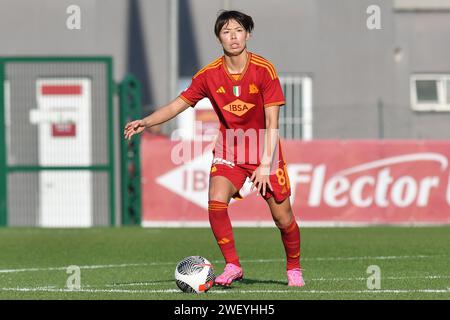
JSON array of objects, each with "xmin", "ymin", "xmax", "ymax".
[{"xmin": 179, "ymin": 52, "xmax": 285, "ymax": 165}]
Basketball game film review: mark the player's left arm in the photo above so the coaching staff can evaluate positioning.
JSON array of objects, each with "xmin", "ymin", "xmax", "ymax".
[
  {"xmin": 250, "ymin": 105, "xmax": 281, "ymax": 196},
  {"xmin": 250, "ymin": 62, "xmax": 285, "ymax": 196},
  {"xmin": 261, "ymin": 105, "xmax": 280, "ymax": 167}
]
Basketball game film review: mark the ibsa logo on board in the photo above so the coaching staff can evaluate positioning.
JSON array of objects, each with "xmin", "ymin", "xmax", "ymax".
[{"xmin": 223, "ymin": 99, "xmax": 255, "ymax": 116}]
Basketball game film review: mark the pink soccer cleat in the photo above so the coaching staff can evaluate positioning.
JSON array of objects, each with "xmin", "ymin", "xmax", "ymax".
[
  {"xmin": 214, "ymin": 263, "xmax": 244, "ymax": 286},
  {"xmin": 287, "ymin": 268, "xmax": 305, "ymax": 287}
]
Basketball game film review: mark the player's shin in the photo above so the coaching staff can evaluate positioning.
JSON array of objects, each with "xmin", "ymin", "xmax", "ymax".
[
  {"xmin": 278, "ymin": 217, "xmax": 301, "ymax": 270},
  {"xmin": 208, "ymin": 200, "xmax": 241, "ymax": 267}
]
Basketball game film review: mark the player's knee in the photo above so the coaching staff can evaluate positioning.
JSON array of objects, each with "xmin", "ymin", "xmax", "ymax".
[
  {"xmin": 273, "ymin": 213, "xmax": 294, "ymax": 229},
  {"xmin": 208, "ymin": 190, "xmax": 230, "ymax": 204},
  {"xmin": 274, "ymin": 218, "xmax": 291, "ymax": 229}
]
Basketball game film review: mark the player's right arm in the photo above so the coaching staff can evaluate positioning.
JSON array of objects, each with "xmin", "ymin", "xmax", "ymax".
[
  {"xmin": 124, "ymin": 65, "xmax": 208, "ymax": 140},
  {"xmin": 123, "ymin": 96, "xmax": 190, "ymax": 140}
]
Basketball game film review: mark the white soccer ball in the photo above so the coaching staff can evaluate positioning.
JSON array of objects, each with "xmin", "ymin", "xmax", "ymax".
[{"xmin": 175, "ymin": 256, "xmax": 215, "ymax": 293}]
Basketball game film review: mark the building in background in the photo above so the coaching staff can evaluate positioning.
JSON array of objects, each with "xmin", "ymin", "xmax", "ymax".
[{"xmin": 0, "ymin": 0, "xmax": 450, "ymax": 140}]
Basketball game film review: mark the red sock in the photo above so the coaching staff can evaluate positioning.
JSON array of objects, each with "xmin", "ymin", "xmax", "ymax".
[
  {"xmin": 279, "ymin": 218, "xmax": 301, "ymax": 270},
  {"xmin": 208, "ymin": 200, "xmax": 241, "ymax": 267}
]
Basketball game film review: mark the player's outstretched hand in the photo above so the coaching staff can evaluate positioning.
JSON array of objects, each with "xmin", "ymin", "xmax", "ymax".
[{"xmin": 124, "ymin": 119, "xmax": 146, "ymax": 140}]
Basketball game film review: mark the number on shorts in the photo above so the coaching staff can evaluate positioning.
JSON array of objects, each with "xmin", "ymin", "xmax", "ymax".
[
  {"xmin": 275, "ymin": 168, "xmax": 286, "ymax": 186},
  {"xmin": 275, "ymin": 165, "xmax": 291, "ymax": 189}
]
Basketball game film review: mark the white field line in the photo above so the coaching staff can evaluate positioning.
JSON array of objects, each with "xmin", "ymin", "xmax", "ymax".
[
  {"xmin": 0, "ymin": 263, "xmax": 149, "ymax": 274},
  {"xmin": 103, "ymin": 275, "xmax": 450, "ymax": 288},
  {"xmin": 308, "ymin": 275, "xmax": 450, "ymax": 281},
  {"xmin": 212, "ymin": 289, "xmax": 450, "ymax": 294},
  {"xmin": 0, "ymin": 287, "xmax": 449, "ymax": 294},
  {"xmin": 0, "ymin": 254, "xmax": 447, "ymax": 274},
  {"xmin": 105, "ymin": 282, "xmax": 164, "ymax": 287}
]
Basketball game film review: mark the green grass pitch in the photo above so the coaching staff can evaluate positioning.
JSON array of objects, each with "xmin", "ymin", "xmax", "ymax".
[{"xmin": 0, "ymin": 226, "xmax": 449, "ymax": 300}]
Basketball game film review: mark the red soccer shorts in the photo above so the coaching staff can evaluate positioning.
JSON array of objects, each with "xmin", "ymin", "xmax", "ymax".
[{"xmin": 209, "ymin": 157, "xmax": 292, "ymax": 203}]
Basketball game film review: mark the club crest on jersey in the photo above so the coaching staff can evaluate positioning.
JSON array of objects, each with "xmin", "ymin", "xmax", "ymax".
[
  {"xmin": 249, "ymin": 83, "xmax": 259, "ymax": 94},
  {"xmin": 223, "ymin": 99, "xmax": 255, "ymax": 116},
  {"xmin": 233, "ymin": 85, "xmax": 241, "ymax": 97}
]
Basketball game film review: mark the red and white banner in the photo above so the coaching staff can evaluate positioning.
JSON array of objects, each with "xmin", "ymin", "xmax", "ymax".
[{"xmin": 141, "ymin": 134, "xmax": 450, "ymax": 226}]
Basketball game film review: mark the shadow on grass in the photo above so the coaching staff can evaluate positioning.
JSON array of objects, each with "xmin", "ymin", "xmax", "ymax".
[
  {"xmin": 241, "ymin": 278, "xmax": 286, "ymax": 286},
  {"xmin": 213, "ymin": 278, "xmax": 287, "ymax": 289},
  {"xmin": 111, "ymin": 278, "xmax": 288, "ymax": 290}
]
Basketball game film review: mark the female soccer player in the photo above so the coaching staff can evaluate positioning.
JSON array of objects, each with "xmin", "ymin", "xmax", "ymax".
[{"xmin": 124, "ymin": 10, "xmax": 304, "ymax": 287}]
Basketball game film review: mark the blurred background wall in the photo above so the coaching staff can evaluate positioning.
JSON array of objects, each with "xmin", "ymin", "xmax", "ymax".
[{"xmin": 1, "ymin": 0, "xmax": 450, "ymax": 139}]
